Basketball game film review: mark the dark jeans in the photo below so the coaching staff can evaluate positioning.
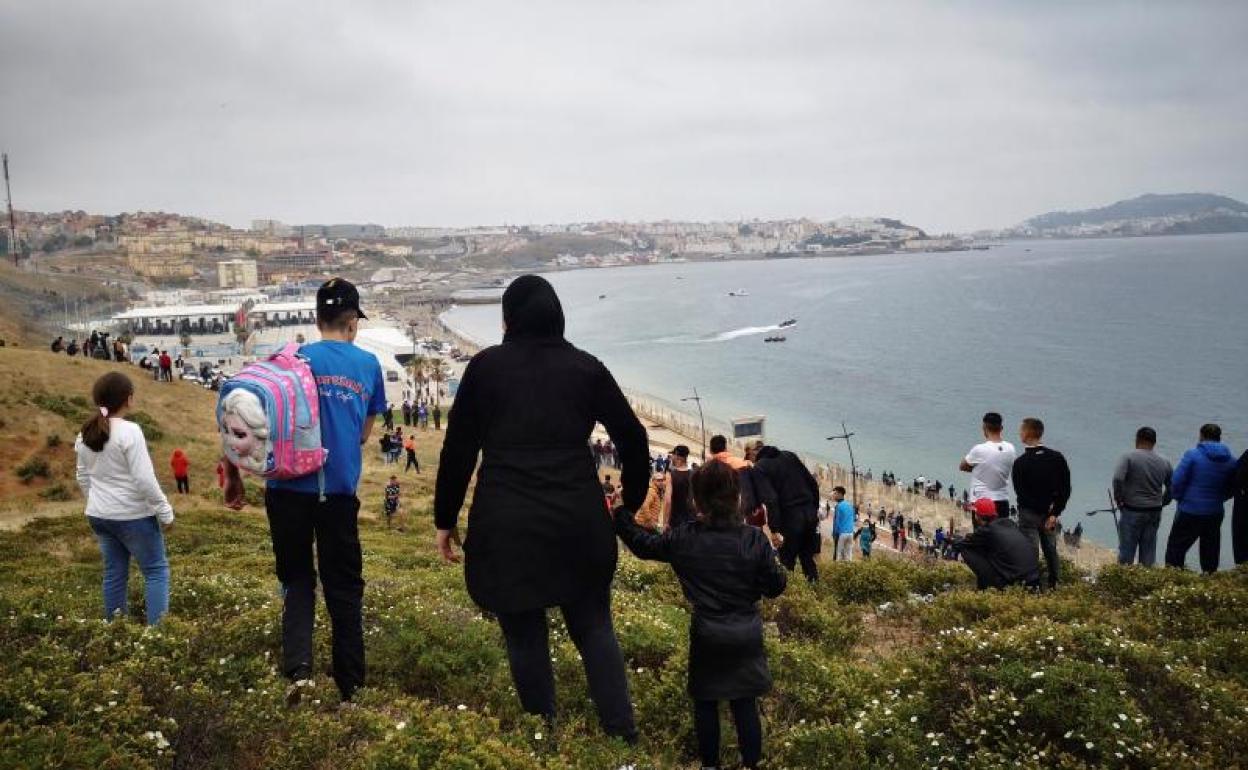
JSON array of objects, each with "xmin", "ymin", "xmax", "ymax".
[
  {"xmin": 495, "ymin": 591, "xmax": 636, "ymax": 741},
  {"xmin": 405, "ymin": 450, "xmax": 420, "ymax": 472},
  {"xmin": 960, "ymin": 547, "xmax": 1005, "ymax": 590},
  {"xmin": 1017, "ymin": 508, "xmax": 1060, "ymax": 589},
  {"xmin": 175, "ymin": 475, "xmax": 189, "ymax": 494},
  {"xmin": 1165, "ymin": 510, "xmax": 1224, "ymax": 574},
  {"xmin": 1117, "ymin": 507, "xmax": 1161, "ymax": 567},
  {"xmin": 694, "ymin": 697, "xmax": 762, "ymax": 769},
  {"xmin": 265, "ymin": 489, "xmax": 365, "ymax": 700}
]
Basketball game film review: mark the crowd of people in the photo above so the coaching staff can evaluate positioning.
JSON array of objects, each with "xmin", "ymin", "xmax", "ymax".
[
  {"xmin": 51, "ymin": 330, "xmax": 128, "ymax": 362},
  {"xmin": 66, "ymin": 274, "xmax": 1247, "ymax": 770}
]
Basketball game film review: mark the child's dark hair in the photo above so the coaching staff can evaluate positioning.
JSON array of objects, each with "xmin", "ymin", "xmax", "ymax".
[
  {"xmin": 691, "ymin": 459, "xmax": 742, "ymax": 529},
  {"xmin": 81, "ymin": 372, "xmax": 134, "ymax": 452},
  {"xmin": 316, "ymin": 306, "xmax": 359, "ymax": 331}
]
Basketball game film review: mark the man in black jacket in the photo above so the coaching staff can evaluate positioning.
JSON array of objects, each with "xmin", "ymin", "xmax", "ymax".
[
  {"xmin": 1011, "ymin": 417, "xmax": 1071, "ymax": 590},
  {"xmin": 955, "ymin": 499, "xmax": 1041, "ymax": 590},
  {"xmin": 750, "ymin": 442, "xmax": 822, "ymax": 582}
]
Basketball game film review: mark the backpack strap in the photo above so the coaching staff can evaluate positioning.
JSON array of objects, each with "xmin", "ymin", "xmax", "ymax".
[{"xmin": 276, "ymin": 341, "xmax": 303, "ymax": 360}]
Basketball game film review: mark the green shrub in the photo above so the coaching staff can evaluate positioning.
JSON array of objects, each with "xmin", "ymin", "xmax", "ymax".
[
  {"xmin": 45, "ymin": 433, "xmax": 61, "ymax": 448},
  {"xmin": 15, "ymin": 456, "xmax": 50, "ymax": 482},
  {"xmin": 766, "ymin": 578, "xmax": 863, "ymax": 648},
  {"xmin": 819, "ymin": 558, "xmax": 910, "ymax": 605},
  {"xmin": 1127, "ymin": 578, "xmax": 1248, "ymax": 640},
  {"xmin": 127, "ymin": 411, "xmax": 164, "ymax": 442},
  {"xmin": 1095, "ymin": 563, "xmax": 1200, "ymax": 604},
  {"xmin": 31, "ymin": 392, "xmax": 91, "ymax": 421},
  {"xmin": 38, "ymin": 483, "xmax": 72, "ymax": 501}
]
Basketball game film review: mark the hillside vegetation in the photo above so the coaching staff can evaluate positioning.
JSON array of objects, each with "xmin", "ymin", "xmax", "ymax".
[
  {"xmin": 2, "ymin": 348, "xmax": 1247, "ymax": 769},
  {"xmin": 1026, "ymin": 193, "xmax": 1248, "ymax": 229}
]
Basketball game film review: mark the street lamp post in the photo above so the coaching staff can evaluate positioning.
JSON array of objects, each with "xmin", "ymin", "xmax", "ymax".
[
  {"xmin": 826, "ymin": 421, "xmax": 858, "ymax": 512},
  {"xmin": 681, "ymin": 388, "xmax": 707, "ymax": 461}
]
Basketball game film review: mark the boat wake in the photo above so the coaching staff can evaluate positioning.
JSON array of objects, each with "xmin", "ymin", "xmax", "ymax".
[{"xmin": 653, "ymin": 323, "xmax": 791, "ymax": 345}]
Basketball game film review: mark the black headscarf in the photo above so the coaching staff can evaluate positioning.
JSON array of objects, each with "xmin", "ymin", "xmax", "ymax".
[{"xmin": 502, "ymin": 275, "xmax": 566, "ymax": 341}]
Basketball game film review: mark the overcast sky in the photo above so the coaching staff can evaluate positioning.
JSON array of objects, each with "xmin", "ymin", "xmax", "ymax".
[{"xmin": 2, "ymin": 0, "xmax": 1246, "ymax": 233}]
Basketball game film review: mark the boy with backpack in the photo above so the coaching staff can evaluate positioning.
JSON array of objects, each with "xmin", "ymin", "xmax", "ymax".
[{"xmin": 222, "ymin": 278, "xmax": 386, "ymax": 705}]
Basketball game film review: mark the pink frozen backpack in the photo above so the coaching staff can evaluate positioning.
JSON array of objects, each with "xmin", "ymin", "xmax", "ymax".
[{"xmin": 217, "ymin": 342, "xmax": 327, "ymax": 497}]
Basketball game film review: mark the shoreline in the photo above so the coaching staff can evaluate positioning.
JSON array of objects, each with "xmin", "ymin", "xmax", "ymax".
[{"xmin": 434, "ymin": 309, "xmax": 1117, "ymax": 569}]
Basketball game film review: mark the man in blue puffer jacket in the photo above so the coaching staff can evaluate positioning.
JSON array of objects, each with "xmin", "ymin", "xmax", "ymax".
[{"xmin": 1164, "ymin": 423, "xmax": 1237, "ymax": 573}]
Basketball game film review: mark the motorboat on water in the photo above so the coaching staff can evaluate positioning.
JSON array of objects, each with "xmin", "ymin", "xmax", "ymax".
[
  {"xmin": 728, "ymin": 289, "xmax": 749, "ymax": 297},
  {"xmin": 764, "ymin": 335, "xmax": 787, "ymax": 343},
  {"xmin": 778, "ymin": 318, "xmax": 797, "ymax": 328}
]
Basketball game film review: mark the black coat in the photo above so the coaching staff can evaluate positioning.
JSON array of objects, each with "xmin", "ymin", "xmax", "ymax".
[
  {"xmin": 434, "ymin": 276, "xmax": 649, "ymax": 614},
  {"xmin": 1233, "ymin": 451, "xmax": 1248, "ymax": 562},
  {"xmin": 753, "ymin": 446, "xmax": 821, "ymax": 536},
  {"xmin": 615, "ymin": 510, "xmax": 787, "ymax": 701}
]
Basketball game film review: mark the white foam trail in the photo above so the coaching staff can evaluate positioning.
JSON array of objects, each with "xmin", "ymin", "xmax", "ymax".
[{"xmin": 653, "ymin": 322, "xmax": 793, "ymax": 345}]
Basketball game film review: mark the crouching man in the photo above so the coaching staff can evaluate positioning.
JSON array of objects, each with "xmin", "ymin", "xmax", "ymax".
[{"xmin": 954, "ymin": 498, "xmax": 1041, "ymax": 590}]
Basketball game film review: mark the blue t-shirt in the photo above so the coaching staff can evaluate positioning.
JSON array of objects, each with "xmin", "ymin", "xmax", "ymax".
[
  {"xmin": 269, "ymin": 340, "xmax": 386, "ymax": 496},
  {"xmin": 833, "ymin": 500, "xmax": 856, "ymax": 536}
]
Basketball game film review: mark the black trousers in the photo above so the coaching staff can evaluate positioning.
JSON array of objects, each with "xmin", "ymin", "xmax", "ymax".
[
  {"xmin": 265, "ymin": 489, "xmax": 365, "ymax": 700},
  {"xmin": 405, "ymin": 450, "xmax": 420, "ymax": 472},
  {"xmin": 778, "ymin": 511, "xmax": 819, "ymax": 582},
  {"xmin": 1233, "ymin": 499, "xmax": 1248, "ymax": 566},
  {"xmin": 175, "ymin": 475, "xmax": 189, "ymax": 494},
  {"xmin": 694, "ymin": 697, "xmax": 762, "ymax": 769},
  {"xmin": 495, "ymin": 591, "xmax": 636, "ymax": 742},
  {"xmin": 1165, "ymin": 510, "xmax": 1224, "ymax": 574}
]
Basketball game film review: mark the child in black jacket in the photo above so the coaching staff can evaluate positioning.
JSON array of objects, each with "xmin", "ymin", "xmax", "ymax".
[{"xmin": 615, "ymin": 458, "xmax": 787, "ymax": 770}]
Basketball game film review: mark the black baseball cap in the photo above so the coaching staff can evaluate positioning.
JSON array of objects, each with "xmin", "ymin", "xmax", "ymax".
[{"xmin": 317, "ymin": 277, "xmax": 367, "ymax": 319}]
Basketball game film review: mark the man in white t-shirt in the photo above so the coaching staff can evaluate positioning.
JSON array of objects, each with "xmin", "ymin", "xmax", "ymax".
[{"xmin": 959, "ymin": 411, "xmax": 1017, "ymax": 520}]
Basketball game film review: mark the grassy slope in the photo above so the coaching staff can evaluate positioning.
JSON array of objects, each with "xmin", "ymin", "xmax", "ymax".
[{"xmin": 1, "ymin": 348, "xmax": 1247, "ymax": 769}]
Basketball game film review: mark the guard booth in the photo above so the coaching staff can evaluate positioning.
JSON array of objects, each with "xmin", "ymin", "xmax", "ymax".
[{"xmin": 732, "ymin": 415, "xmax": 766, "ymax": 446}]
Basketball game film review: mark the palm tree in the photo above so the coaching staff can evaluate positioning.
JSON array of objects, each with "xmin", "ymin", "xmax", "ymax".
[
  {"xmin": 407, "ymin": 355, "xmax": 427, "ymax": 398},
  {"xmin": 429, "ymin": 361, "xmax": 447, "ymax": 405}
]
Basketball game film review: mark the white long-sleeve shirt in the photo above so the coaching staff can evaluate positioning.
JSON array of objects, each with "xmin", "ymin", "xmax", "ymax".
[{"xmin": 75, "ymin": 418, "xmax": 174, "ymax": 524}]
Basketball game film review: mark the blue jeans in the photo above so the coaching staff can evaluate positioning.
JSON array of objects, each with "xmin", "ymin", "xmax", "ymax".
[
  {"xmin": 1117, "ymin": 508, "xmax": 1161, "ymax": 567},
  {"xmin": 87, "ymin": 516, "xmax": 170, "ymax": 625}
]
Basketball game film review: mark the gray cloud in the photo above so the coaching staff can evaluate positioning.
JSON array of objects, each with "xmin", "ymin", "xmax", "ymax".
[{"xmin": 2, "ymin": 0, "xmax": 1245, "ymax": 232}]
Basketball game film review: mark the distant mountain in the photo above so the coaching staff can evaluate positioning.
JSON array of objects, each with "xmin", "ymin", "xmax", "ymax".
[{"xmin": 1020, "ymin": 193, "xmax": 1248, "ymax": 237}]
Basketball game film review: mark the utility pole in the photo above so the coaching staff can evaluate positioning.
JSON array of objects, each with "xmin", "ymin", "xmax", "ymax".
[
  {"xmin": 681, "ymin": 388, "xmax": 707, "ymax": 461},
  {"xmin": 826, "ymin": 421, "xmax": 859, "ymax": 512},
  {"xmin": 3, "ymin": 153, "xmax": 17, "ymax": 267}
]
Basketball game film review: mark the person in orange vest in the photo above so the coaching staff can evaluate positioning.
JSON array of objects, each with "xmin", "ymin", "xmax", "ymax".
[
  {"xmin": 403, "ymin": 434, "xmax": 420, "ymax": 473},
  {"xmin": 170, "ymin": 449, "xmax": 190, "ymax": 493}
]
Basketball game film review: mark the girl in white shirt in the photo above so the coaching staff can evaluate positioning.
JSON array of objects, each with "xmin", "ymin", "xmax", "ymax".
[{"xmin": 75, "ymin": 372, "xmax": 174, "ymax": 625}]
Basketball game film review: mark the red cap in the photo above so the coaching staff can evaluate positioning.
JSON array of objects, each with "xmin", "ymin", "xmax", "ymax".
[{"xmin": 973, "ymin": 498, "xmax": 999, "ymax": 519}]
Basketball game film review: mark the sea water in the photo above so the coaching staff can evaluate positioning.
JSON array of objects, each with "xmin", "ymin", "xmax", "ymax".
[{"xmin": 442, "ymin": 233, "xmax": 1248, "ymax": 565}]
